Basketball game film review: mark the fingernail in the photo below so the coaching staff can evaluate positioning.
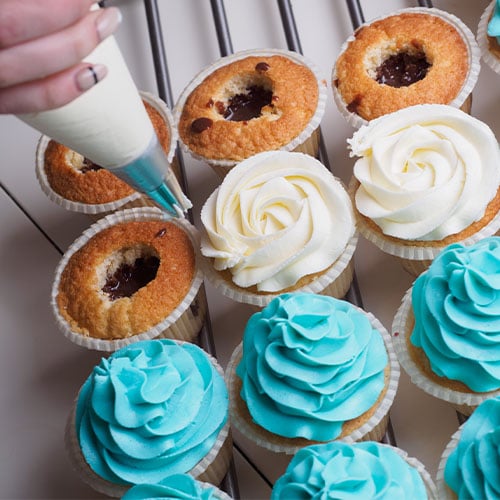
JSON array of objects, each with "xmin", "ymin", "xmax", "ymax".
[
  {"xmin": 96, "ymin": 7, "xmax": 122, "ymax": 41},
  {"xmin": 75, "ymin": 64, "xmax": 108, "ymax": 91}
]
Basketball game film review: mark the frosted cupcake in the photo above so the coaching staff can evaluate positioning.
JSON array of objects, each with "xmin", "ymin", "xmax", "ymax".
[
  {"xmin": 477, "ymin": 0, "xmax": 500, "ymax": 75},
  {"xmin": 333, "ymin": 8, "xmax": 480, "ymax": 128},
  {"xmin": 272, "ymin": 441, "xmax": 437, "ymax": 499},
  {"xmin": 392, "ymin": 237, "xmax": 500, "ymax": 416},
  {"xmin": 122, "ymin": 474, "xmax": 232, "ymax": 500},
  {"xmin": 437, "ymin": 396, "xmax": 500, "ymax": 499},
  {"xmin": 52, "ymin": 207, "xmax": 206, "ymax": 351},
  {"xmin": 226, "ymin": 293, "xmax": 399, "ymax": 454},
  {"xmin": 348, "ymin": 104, "xmax": 500, "ymax": 276},
  {"xmin": 200, "ymin": 151, "xmax": 358, "ymax": 307},
  {"xmin": 65, "ymin": 339, "xmax": 232, "ymax": 498},
  {"xmin": 36, "ymin": 92, "xmax": 179, "ymax": 218},
  {"xmin": 174, "ymin": 48, "xmax": 326, "ymax": 178}
]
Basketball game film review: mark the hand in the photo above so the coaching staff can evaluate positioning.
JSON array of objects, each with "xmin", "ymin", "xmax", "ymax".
[{"xmin": 0, "ymin": 0, "xmax": 122, "ymax": 114}]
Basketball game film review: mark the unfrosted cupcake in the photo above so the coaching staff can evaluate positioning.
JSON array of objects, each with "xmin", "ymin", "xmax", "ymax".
[
  {"xmin": 65, "ymin": 339, "xmax": 232, "ymax": 498},
  {"xmin": 477, "ymin": 0, "xmax": 500, "ymax": 75},
  {"xmin": 200, "ymin": 151, "xmax": 358, "ymax": 307},
  {"xmin": 36, "ymin": 92, "xmax": 179, "ymax": 218},
  {"xmin": 348, "ymin": 104, "xmax": 500, "ymax": 276},
  {"xmin": 226, "ymin": 293, "xmax": 399, "ymax": 454},
  {"xmin": 392, "ymin": 237, "xmax": 500, "ymax": 416},
  {"xmin": 272, "ymin": 441, "xmax": 437, "ymax": 499},
  {"xmin": 52, "ymin": 207, "xmax": 206, "ymax": 351},
  {"xmin": 333, "ymin": 8, "xmax": 480, "ymax": 128},
  {"xmin": 122, "ymin": 474, "xmax": 232, "ymax": 500},
  {"xmin": 436, "ymin": 395, "xmax": 500, "ymax": 499},
  {"xmin": 174, "ymin": 49, "xmax": 326, "ymax": 178}
]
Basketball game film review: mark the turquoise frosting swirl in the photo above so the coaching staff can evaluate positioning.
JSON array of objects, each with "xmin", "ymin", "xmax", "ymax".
[
  {"xmin": 75, "ymin": 339, "xmax": 228, "ymax": 486},
  {"xmin": 122, "ymin": 473, "xmax": 220, "ymax": 500},
  {"xmin": 272, "ymin": 441, "xmax": 428, "ymax": 499},
  {"xmin": 444, "ymin": 396, "xmax": 500, "ymax": 499},
  {"xmin": 488, "ymin": 0, "xmax": 500, "ymax": 41},
  {"xmin": 236, "ymin": 293, "xmax": 388, "ymax": 441},
  {"xmin": 410, "ymin": 237, "xmax": 500, "ymax": 392}
]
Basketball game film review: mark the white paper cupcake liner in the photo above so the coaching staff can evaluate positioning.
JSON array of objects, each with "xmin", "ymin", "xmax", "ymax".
[
  {"xmin": 435, "ymin": 427, "xmax": 461, "ymax": 500},
  {"xmin": 332, "ymin": 7, "xmax": 481, "ymax": 128},
  {"xmin": 174, "ymin": 48, "xmax": 327, "ymax": 174},
  {"xmin": 51, "ymin": 207, "xmax": 205, "ymax": 351},
  {"xmin": 478, "ymin": 1, "xmax": 500, "ymax": 75},
  {"xmin": 226, "ymin": 306, "xmax": 400, "ymax": 454},
  {"xmin": 202, "ymin": 231, "xmax": 358, "ymax": 308},
  {"xmin": 65, "ymin": 345, "xmax": 232, "ymax": 497},
  {"xmin": 392, "ymin": 289, "xmax": 500, "ymax": 412},
  {"xmin": 36, "ymin": 92, "xmax": 179, "ymax": 217}
]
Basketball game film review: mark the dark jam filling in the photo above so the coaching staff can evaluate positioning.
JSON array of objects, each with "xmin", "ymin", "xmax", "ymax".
[
  {"xmin": 102, "ymin": 256, "xmax": 160, "ymax": 300},
  {"xmin": 223, "ymin": 85, "xmax": 273, "ymax": 122},
  {"xmin": 80, "ymin": 158, "xmax": 102, "ymax": 173},
  {"xmin": 375, "ymin": 52, "xmax": 430, "ymax": 87}
]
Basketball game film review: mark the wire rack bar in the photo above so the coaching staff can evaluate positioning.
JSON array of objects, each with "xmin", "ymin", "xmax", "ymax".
[
  {"xmin": 417, "ymin": 0, "xmax": 434, "ymax": 7},
  {"xmin": 346, "ymin": 0, "xmax": 365, "ymax": 28},
  {"xmin": 210, "ymin": 0, "xmax": 234, "ymax": 57}
]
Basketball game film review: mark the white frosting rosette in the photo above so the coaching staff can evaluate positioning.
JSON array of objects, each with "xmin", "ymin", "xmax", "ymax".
[
  {"xmin": 348, "ymin": 104, "xmax": 500, "ymax": 267},
  {"xmin": 200, "ymin": 151, "xmax": 357, "ymax": 306}
]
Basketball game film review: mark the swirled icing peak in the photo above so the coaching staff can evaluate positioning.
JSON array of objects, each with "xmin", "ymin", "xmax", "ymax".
[
  {"xmin": 349, "ymin": 104, "xmax": 500, "ymax": 241},
  {"xmin": 75, "ymin": 339, "xmax": 228, "ymax": 486},
  {"xmin": 488, "ymin": 0, "xmax": 500, "ymax": 40},
  {"xmin": 236, "ymin": 293, "xmax": 388, "ymax": 441},
  {"xmin": 200, "ymin": 151, "xmax": 355, "ymax": 292},
  {"xmin": 411, "ymin": 237, "xmax": 500, "ymax": 392},
  {"xmin": 444, "ymin": 396, "xmax": 500, "ymax": 499},
  {"xmin": 272, "ymin": 441, "xmax": 428, "ymax": 499},
  {"xmin": 122, "ymin": 474, "xmax": 222, "ymax": 500}
]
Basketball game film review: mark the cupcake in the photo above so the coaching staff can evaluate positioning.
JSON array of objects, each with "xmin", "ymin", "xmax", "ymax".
[
  {"xmin": 272, "ymin": 441, "xmax": 437, "ymax": 499},
  {"xmin": 477, "ymin": 0, "xmax": 500, "ymax": 75},
  {"xmin": 36, "ymin": 92, "xmax": 179, "ymax": 218},
  {"xmin": 52, "ymin": 207, "xmax": 206, "ymax": 351},
  {"xmin": 65, "ymin": 339, "xmax": 232, "ymax": 498},
  {"xmin": 392, "ymin": 237, "xmax": 500, "ymax": 416},
  {"xmin": 436, "ymin": 396, "xmax": 500, "ymax": 500},
  {"xmin": 122, "ymin": 474, "xmax": 232, "ymax": 500},
  {"xmin": 174, "ymin": 48, "xmax": 326, "ymax": 178},
  {"xmin": 348, "ymin": 104, "xmax": 500, "ymax": 276},
  {"xmin": 200, "ymin": 151, "xmax": 358, "ymax": 307},
  {"xmin": 226, "ymin": 293, "xmax": 400, "ymax": 454},
  {"xmin": 333, "ymin": 8, "xmax": 480, "ymax": 128}
]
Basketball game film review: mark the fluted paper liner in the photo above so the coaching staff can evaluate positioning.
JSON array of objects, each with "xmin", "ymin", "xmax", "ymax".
[
  {"xmin": 174, "ymin": 48, "xmax": 327, "ymax": 177},
  {"xmin": 478, "ymin": 1, "xmax": 500, "ymax": 75},
  {"xmin": 51, "ymin": 207, "xmax": 205, "ymax": 351},
  {"xmin": 65, "ymin": 345, "xmax": 233, "ymax": 497},
  {"xmin": 36, "ymin": 92, "xmax": 179, "ymax": 218},
  {"xmin": 202, "ymin": 232, "xmax": 358, "ymax": 308},
  {"xmin": 226, "ymin": 307, "xmax": 400, "ymax": 454},
  {"xmin": 436, "ymin": 427, "xmax": 462, "ymax": 500},
  {"xmin": 332, "ymin": 7, "xmax": 481, "ymax": 128},
  {"xmin": 392, "ymin": 289, "xmax": 500, "ymax": 414}
]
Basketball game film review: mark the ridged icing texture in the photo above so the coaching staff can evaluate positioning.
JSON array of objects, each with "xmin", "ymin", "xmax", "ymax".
[
  {"xmin": 349, "ymin": 104, "xmax": 500, "ymax": 241},
  {"xmin": 122, "ymin": 473, "xmax": 219, "ymax": 500},
  {"xmin": 271, "ymin": 441, "xmax": 427, "ymax": 499},
  {"xmin": 488, "ymin": 0, "xmax": 500, "ymax": 41},
  {"xmin": 200, "ymin": 151, "xmax": 355, "ymax": 292},
  {"xmin": 444, "ymin": 396, "xmax": 500, "ymax": 499},
  {"xmin": 410, "ymin": 237, "xmax": 500, "ymax": 392},
  {"xmin": 75, "ymin": 339, "xmax": 228, "ymax": 486},
  {"xmin": 236, "ymin": 293, "xmax": 388, "ymax": 441}
]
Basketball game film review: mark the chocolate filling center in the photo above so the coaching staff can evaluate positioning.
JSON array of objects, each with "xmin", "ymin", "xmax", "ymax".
[
  {"xmin": 375, "ymin": 52, "xmax": 430, "ymax": 87},
  {"xmin": 222, "ymin": 85, "xmax": 273, "ymax": 122},
  {"xmin": 103, "ymin": 256, "xmax": 159, "ymax": 300},
  {"xmin": 80, "ymin": 158, "xmax": 102, "ymax": 173}
]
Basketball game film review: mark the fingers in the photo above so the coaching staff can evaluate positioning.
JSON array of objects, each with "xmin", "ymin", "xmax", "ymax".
[
  {"xmin": 0, "ymin": 6, "xmax": 122, "ymax": 88},
  {"xmin": 0, "ymin": 0, "xmax": 96, "ymax": 48},
  {"xmin": 0, "ymin": 63, "xmax": 108, "ymax": 114}
]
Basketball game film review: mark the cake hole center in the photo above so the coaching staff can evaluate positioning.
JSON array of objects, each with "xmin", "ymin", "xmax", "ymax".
[
  {"xmin": 67, "ymin": 151, "xmax": 103, "ymax": 173},
  {"xmin": 223, "ymin": 85, "xmax": 273, "ymax": 121},
  {"xmin": 80, "ymin": 157, "xmax": 102, "ymax": 173},
  {"xmin": 101, "ymin": 246, "xmax": 159, "ymax": 300},
  {"xmin": 375, "ymin": 51, "xmax": 430, "ymax": 87}
]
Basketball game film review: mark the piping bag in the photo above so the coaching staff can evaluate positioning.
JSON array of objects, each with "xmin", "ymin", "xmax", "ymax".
[{"xmin": 17, "ymin": 34, "xmax": 190, "ymax": 216}]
